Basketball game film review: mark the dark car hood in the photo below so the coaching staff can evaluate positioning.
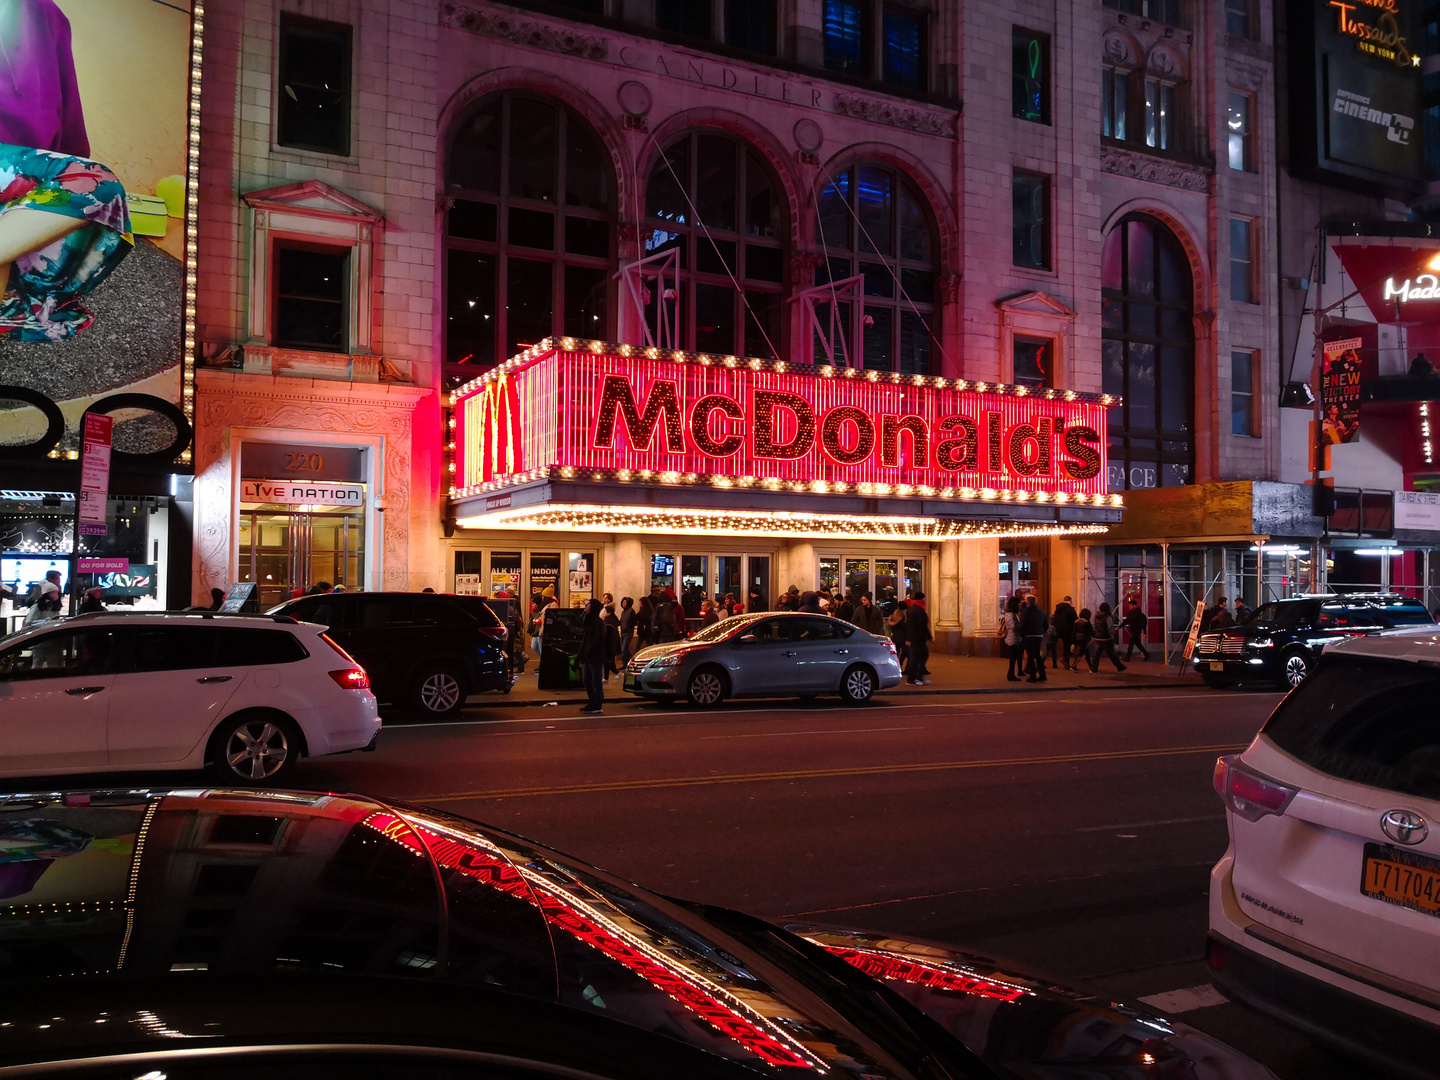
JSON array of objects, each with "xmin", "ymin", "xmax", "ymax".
[
  {"xmin": 784, "ymin": 924, "xmax": 1273, "ymax": 1080},
  {"xmin": 0, "ymin": 790, "xmax": 1273, "ymax": 1080}
]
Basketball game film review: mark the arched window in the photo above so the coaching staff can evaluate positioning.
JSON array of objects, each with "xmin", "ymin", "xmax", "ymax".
[
  {"xmin": 1101, "ymin": 213, "xmax": 1193, "ymax": 491},
  {"xmin": 644, "ymin": 131, "xmax": 786, "ymax": 358},
  {"xmin": 443, "ymin": 93, "xmax": 614, "ymax": 390},
  {"xmin": 815, "ymin": 164, "xmax": 937, "ymax": 374}
]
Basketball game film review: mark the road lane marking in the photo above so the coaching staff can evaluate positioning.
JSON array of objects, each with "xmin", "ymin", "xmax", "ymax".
[
  {"xmin": 699, "ymin": 726, "xmax": 923, "ymax": 740},
  {"xmin": 417, "ymin": 742, "xmax": 1247, "ymax": 803},
  {"xmin": 1075, "ymin": 814, "xmax": 1220, "ymax": 832},
  {"xmin": 1139, "ymin": 984, "xmax": 1228, "ymax": 1014}
]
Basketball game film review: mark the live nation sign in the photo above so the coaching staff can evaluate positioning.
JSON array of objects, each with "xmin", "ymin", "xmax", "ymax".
[{"xmin": 453, "ymin": 343, "xmax": 1113, "ymax": 501}]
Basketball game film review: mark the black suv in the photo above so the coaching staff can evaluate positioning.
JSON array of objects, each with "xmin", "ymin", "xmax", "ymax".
[
  {"xmin": 1194, "ymin": 593, "xmax": 1433, "ymax": 690},
  {"xmin": 271, "ymin": 591, "xmax": 510, "ymax": 716}
]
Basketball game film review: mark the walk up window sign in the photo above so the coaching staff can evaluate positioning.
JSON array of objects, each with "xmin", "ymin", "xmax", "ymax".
[{"xmin": 447, "ymin": 339, "xmax": 1119, "ymax": 540}]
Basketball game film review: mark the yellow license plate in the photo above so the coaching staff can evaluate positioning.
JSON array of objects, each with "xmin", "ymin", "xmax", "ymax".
[
  {"xmin": 623, "ymin": 674, "xmax": 636, "ymax": 691},
  {"xmin": 1362, "ymin": 843, "xmax": 1440, "ymax": 916}
]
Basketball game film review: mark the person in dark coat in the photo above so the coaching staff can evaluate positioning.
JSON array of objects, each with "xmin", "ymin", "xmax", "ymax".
[
  {"xmin": 1021, "ymin": 594, "xmax": 1048, "ymax": 683},
  {"xmin": 853, "ymin": 592, "xmax": 886, "ymax": 635},
  {"xmin": 1091, "ymin": 602, "xmax": 1127, "ymax": 672},
  {"xmin": 1208, "ymin": 597, "xmax": 1235, "ymax": 630},
  {"xmin": 904, "ymin": 592, "xmax": 932, "ymax": 685},
  {"xmin": 798, "ymin": 590, "xmax": 822, "ymax": 614},
  {"xmin": 1073, "ymin": 608, "xmax": 1097, "ymax": 672},
  {"xmin": 618, "ymin": 597, "xmax": 637, "ymax": 665},
  {"xmin": 837, "ymin": 591, "xmax": 855, "ymax": 623},
  {"xmin": 1123, "ymin": 600, "xmax": 1150, "ymax": 661},
  {"xmin": 602, "ymin": 603, "xmax": 622, "ymax": 680},
  {"xmin": 1051, "ymin": 596, "xmax": 1077, "ymax": 670},
  {"xmin": 577, "ymin": 598, "xmax": 607, "ymax": 714},
  {"xmin": 78, "ymin": 586, "xmax": 106, "ymax": 614}
]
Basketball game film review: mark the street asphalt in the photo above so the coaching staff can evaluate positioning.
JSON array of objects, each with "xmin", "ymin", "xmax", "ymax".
[{"xmin": 9, "ymin": 683, "xmax": 1396, "ymax": 1078}]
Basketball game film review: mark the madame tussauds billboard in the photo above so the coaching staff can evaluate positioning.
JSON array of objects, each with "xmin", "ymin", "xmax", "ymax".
[{"xmin": 0, "ymin": 0, "xmax": 197, "ymax": 467}]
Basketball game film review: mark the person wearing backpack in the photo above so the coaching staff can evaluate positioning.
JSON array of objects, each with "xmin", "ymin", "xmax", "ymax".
[
  {"xmin": 1091, "ymin": 602, "xmax": 1127, "ymax": 672},
  {"xmin": 1073, "ymin": 608, "xmax": 1097, "ymax": 672}
]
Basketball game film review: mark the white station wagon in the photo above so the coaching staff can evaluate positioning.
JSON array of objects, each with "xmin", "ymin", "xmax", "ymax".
[{"xmin": 0, "ymin": 612, "xmax": 379, "ymax": 783}]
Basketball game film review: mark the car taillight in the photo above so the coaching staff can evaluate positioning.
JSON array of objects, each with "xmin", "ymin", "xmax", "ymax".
[
  {"xmin": 1213, "ymin": 754, "xmax": 1298, "ymax": 822},
  {"xmin": 886, "ymin": 642, "xmax": 897, "ymax": 657},
  {"xmin": 329, "ymin": 668, "xmax": 370, "ymax": 690},
  {"xmin": 480, "ymin": 624, "xmax": 508, "ymax": 641}
]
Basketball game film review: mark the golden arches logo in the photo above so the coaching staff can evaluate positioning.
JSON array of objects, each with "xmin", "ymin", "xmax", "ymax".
[{"xmin": 463, "ymin": 376, "xmax": 523, "ymax": 485}]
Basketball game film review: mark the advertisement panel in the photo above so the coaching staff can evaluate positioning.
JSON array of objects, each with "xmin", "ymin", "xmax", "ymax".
[
  {"xmin": 0, "ymin": 0, "xmax": 198, "ymax": 466},
  {"xmin": 1290, "ymin": 0, "xmax": 1423, "ymax": 192},
  {"xmin": 453, "ymin": 342, "xmax": 1114, "ymax": 507},
  {"xmin": 1321, "ymin": 337, "xmax": 1363, "ymax": 445}
]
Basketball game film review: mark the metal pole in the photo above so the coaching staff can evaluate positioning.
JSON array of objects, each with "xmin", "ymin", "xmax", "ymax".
[{"xmin": 1161, "ymin": 540, "xmax": 1170, "ymax": 666}]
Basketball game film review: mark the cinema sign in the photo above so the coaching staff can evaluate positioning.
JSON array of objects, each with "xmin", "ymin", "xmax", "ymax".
[{"xmin": 452, "ymin": 341, "xmax": 1117, "ymax": 508}]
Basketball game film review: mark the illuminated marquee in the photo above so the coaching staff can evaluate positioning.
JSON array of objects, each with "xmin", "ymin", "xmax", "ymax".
[{"xmin": 452, "ymin": 341, "xmax": 1113, "ymax": 503}]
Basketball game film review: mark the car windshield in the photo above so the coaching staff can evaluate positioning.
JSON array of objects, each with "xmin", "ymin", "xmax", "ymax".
[
  {"xmin": 1247, "ymin": 602, "xmax": 1312, "ymax": 629},
  {"xmin": 1262, "ymin": 653, "xmax": 1440, "ymax": 799},
  {"xmin": 687, "ymin": 614, "xmax": 755, "ymax": 643}
]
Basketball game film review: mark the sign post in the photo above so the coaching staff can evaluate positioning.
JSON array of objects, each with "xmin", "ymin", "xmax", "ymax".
[
  {"xmin": 69, "ymin": 414, "xmax": 114, "ymax": 614},
  {"xmin": 1180, "ymin": 601, "xmax": 1207, "ymax": 677}
]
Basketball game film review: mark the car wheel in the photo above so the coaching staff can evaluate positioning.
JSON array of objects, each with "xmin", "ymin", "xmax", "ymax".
[
  {"xmin": 1280, "ymin": 650, "xmax": 1310, "ymax": 689},
  {"xmin": 414, "ymin": 665, "xmax": 467, "ymax": 717},
  {"xmin": 840, "ymin": 664, "xmax": 877, "ymax": 705},
  {"xmin": 209, "ymin": 711, "xmax": 301, "ymax": 784},
  {"xmin": 686, "ymin": 667, "xmax": 727, "ymax": 708}
]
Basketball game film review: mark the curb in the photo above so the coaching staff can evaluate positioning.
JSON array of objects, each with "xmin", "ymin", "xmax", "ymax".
[{"xmin": 476, "ymin": 678, "xmax": 1209, "ymax": 708}]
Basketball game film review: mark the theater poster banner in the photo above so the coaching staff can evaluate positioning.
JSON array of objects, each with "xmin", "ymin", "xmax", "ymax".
[
  {"xmin": 1321, "ymin": 337, "xmax": 1363, "ymax": 445},
  {"xmin": 0, "ymin": 0, "xmax": 197, "ymax": 467}
]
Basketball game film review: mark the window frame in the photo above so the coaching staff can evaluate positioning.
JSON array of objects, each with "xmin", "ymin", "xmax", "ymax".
[
  {"xmin": 1103, "ymin": 65, "xmax": 1131, "ymax": 142},
  {"xmin": 1224, "ymin": 0, "xmax": 1253, "ymax": 37},
  {"xmin": 1227, "ymin": 91, "xmax": 1254, "ymax": 171},
  {"xmin": 1231, "ymin": 349, "xmax": 1258, "ymax": 437},
  {"xmin": 1012, "ymin": 28, "xmax": 1050, "ymax": 124},
  {"xmin": 271, "ymin": 240, "xmax": 351, "ymax": 354},
  {"xmin": 820, "ymin": 0, "xmax": 929, "ymax": 94},
  {"xmin": 815, "ymin": 162, "xmax": 939, "ymax": 375},
  {"xmin": 1143, "ymin": 77, "xmax": 1178, "ymax": 152},
  {"xmin": 643, "ymin": 129, "xmax": 788, "ymax": 360},
  {"xmin": 1013, "ymin": 334, "xmax": 1056, "ymax": 389},
  {"xmin": 1011, "ymin": 170, "xmax": 1051, "ymax": 272},
  {"xmin": 881, "ymin": 5, "xmax": 927, "ymax": 93},
  {"xmin": 275, "ymin": 14, "xmax": 353, "ymax": 157},
  {"xmin": 1229, "ymin": 216, "xmax": 1257, "ymax": 305},
  {"xmin": 724, "ymin": 0, "xmax": 778, "ymax": 54},
  {"xmin": 443, "ymin": 92, "xmax": 616, "ymax": 388}
]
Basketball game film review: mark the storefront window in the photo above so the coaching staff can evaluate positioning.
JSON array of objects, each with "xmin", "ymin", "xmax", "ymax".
[
  {"xmin": 490, "ymin": 551, "xmax": 522, "ymax": 597},
  {"xmin": 904, "ymin": 558, "xmax": 924, "ymax": 601},
  {"xmin": 644, "ymin": 130, "xmax": 786, "ymax": 358},
  {"xmin": 816, "ymin": 163, "xmax": 938, "ymax": 373},
  {"xmin": 444, "ymin": 92, "xmax": 614, "ymax": 390},
  {"xmin": 747, "ymin": 556, "xmax": 771, "ymax": 611},
  {"xmin": 680, "ymin": 555, "xmax": 708, "ymax": 621},
  {"xmin": 818, "ymin": 557, "xmax": 840, "ymax": 594},
  {"xmin": 844, "ymin": 558, "xmax": 870, "ymax": 597},
  {"xmin": 651, "ymin": 554, "xmax": 675, "ymax": 595},
  {"xmin": 1101, "ymin": 213, "xmax": 1194, "ymax": 492},
  {"xmin": 530, "ymin": 552, "xmax": 561, "ymax": 602},
  {"xmin": 567, "ymin": 552, "xmax": 594, "ymax": 606}
]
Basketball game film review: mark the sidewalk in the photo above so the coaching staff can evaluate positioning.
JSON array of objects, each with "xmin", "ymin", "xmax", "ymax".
[{"xmin": 493, "ymin": 649, "xmax": 1205, "ymax": 707}]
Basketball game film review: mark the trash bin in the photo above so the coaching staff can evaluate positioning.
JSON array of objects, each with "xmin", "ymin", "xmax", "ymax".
[{"xmin": 537, "ymin": 607, "xmax": 585, "ymax": 690}]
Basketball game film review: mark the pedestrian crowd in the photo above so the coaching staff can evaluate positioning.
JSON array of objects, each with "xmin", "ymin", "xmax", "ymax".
[{"xmin": 998, "ymin": 592, "xmax": 1156, "ymax": 680}]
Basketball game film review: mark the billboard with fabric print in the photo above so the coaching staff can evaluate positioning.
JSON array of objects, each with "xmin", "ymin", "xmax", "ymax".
[{"xmin": 0, "ymin": 0, "xmax": 196, "ymax": 467}]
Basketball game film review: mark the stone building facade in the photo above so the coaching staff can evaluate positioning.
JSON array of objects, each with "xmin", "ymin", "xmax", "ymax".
[{"xmin": 190, "ymin": 0, "xmax": 1302, "ymax": 654}]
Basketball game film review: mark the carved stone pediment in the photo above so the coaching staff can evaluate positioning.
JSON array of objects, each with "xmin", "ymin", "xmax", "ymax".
[
  {"xmin": 1101, "ymin": 145, "xmax": 1211, "ymax": 193},
  {"xmin": 441, "ymin": 2, "xmax": 608, "ymax": 60}
]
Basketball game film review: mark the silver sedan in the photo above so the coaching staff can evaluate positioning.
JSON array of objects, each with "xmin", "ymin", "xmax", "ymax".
[{"xmin": 623, "ymin": 611, "xmax": 905, "ymax": 707}]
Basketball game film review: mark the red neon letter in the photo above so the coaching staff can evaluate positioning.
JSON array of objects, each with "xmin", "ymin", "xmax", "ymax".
[
  {"xmin": 689, "ymin": 393, "xmax": 745, "ymax": 457},
  {"xmin": 591, "ymin": 374, "xmax": 685, "ymax": 453},
  {"xmin": 1006, "ymin": 418, "xmax": 1053, "ymax": 477},
  {"xmin": 1062, "ymin": 425, "xmax": 1101, "ymax": 480},
  {"xmin": 935, "ymin": 415, "xmax": 977, "ymax": 471},
  {"xmin": 985, "ymin": 412, "xmax": 1004, "ymax": 472},
  {"xmin": 820, "ymin": 406, "xmax": 875, "ymax": 466},
  {"xmin": 880, "ymin": 414, "xmax": 930, "ymax": 469},
  {"xmin": 753, "ymin": 390, "xmax": 814, "ymax": 459}
]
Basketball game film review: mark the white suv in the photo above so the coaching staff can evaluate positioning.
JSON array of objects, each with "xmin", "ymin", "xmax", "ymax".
[
  {"xmin": 1209, "ymin": 629, "xmax": 1440, "ymax": 1075},
  {"xmin": 0, "ymin": 612, "xmax": 379, "ymax": 784}
]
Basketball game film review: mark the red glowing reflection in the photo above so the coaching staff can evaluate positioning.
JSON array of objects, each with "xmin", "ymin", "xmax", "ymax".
[{"xmin": 824, "ymin": 945, "xmax": 1030, "ymax": 1004}]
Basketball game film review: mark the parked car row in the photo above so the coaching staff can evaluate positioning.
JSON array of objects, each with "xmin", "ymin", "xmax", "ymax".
[{"xmin": 1194, "ymin": 592, "xmax": 1434, "ymax": 689}]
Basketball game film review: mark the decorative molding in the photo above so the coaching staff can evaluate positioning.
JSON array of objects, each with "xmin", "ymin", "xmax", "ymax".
[
  {"xmin": 1103, "ymin": 30, "xmax": 1139, "ymax": 68},
  {"xmin": 831, "ymin": 94, "xmax": 955, "ymax": 137},
  {"xmin": 997, "ymin": 291, "xmax": 1078, "ymax": 321},
  {"xmin": 440, "ymin": 3, "xmax": 608, "ymax": 60},
  {"xmin": 1101, "ymin": 146, "xmax": 1211, "ymax": 193}
]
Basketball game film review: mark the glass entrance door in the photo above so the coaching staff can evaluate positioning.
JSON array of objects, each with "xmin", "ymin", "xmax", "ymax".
[
  {"xmin": 648, "ymin": 552, "xmax": 773, "ymax": 617},
  {"xmin": 240, "ymin": 510, "xmax": 363, "ymax": 609}
]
